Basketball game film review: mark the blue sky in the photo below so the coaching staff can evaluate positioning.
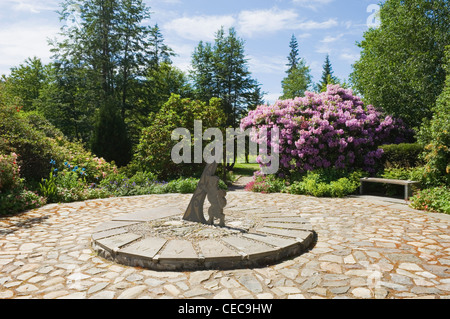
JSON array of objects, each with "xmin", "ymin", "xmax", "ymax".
[{"xmin": 0, "ymin": 0, "xmax": 381, "ymax": 104}]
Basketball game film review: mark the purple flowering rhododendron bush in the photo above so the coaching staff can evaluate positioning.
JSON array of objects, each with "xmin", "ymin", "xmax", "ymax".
[{"xmin": 241, "ymin": 85, "xmax": 410, "ymax": 174}]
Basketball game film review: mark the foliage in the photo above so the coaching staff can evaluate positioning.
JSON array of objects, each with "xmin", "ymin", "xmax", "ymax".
[
  {"xmin": 410, "ymin": 186, "xmax": 450, "ymax": 214},
  {"xmin": 0, "ymin": 188, "xmax": 47, "ymax": 216},
  {"xmin": 91, "ymin": 98, "xmax": 132, "ymax": 167},
  {"xmin": 47, "ymin": 0, "xmax": 178, "ymax": 163},
  {"xmin": 39, "ymin": 160, "xmax": 112, "ymax": 203},
  {"xmin": 244, "ymin": 172, "xmax": 287, "ymax": 194},
  {"xmin": 35, "ymin": 62, "xmax": 97, "ymax": 143},
  {"xmin": 1, "ymin": 92, "xmax": 117, "ymax": 184},
  {"xmin": 380, "ymin": 143, "xmax": 424, "ymax": 169},
  {"xmin": 134, "ymin": 94, "xmax": 226, "ymax": 179},
  {"xmin": 39, "ymin": 171, "xmax": 58, "ymax": 202},
  {"xmin": 381, "ymin": 166, "xmax": 427, "ymax": 184},
  {"xmin": 350, "ymin": 0, "xmax": 450, "ymax": 129},
  {"xmin": 286, "ymin": 169, "xmax": 365, "ymax": 198},
  {"xmin": 317, "ymin": 55, "xmax": 339, "ymax": 92},
  {"xmin": 280, "ymin": 35, "xmax": 312, "ymax": 99},
  {"xmin": 241, "ymin": 85, "xmax": 410, "ymax": 175},
  {"xmin": 380, "ymin": 166, "xmax": 426, "ymax": 197},
  {"xmin": 1, "ymin": 57, "xmax": 46, "ymax": 112},
  {"xmin": 190, "ymin": 27, "xmax": 264, "ymax": 128},
  {"xmin": 0, "ymin": 152, "xmax": 46, "ymax": 215},
  {"xmin": 417, "ymin": 46, "xmax": 450, "ymax": 187},
  {"xmin": 0, "ymin": 153, "xmax": 21, "ymax": 192},
  {"xmin": 100, "ymin": 171, "xmax": 227, "ymax": 197},
  {"xmin": 1, "ymin": 97, "xmax": 61, "ymax": 182}
]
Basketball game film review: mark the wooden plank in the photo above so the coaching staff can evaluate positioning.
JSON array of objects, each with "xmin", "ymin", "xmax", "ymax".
[{"xmin": 360, "ymin": 178, "xmax": 419, "ymax": 186}]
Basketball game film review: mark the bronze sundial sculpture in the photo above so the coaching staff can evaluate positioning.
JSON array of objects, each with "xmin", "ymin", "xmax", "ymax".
[{"xmin": 183, "ymin": 162, "xmax": 227, "ymax": 227}]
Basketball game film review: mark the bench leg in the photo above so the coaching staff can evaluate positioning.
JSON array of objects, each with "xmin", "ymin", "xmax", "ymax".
[
  {"xmin": 405, "ymin": 185, "xmax": 410, "ymax": 201},
  {"xmin": 360, "ymin": 183, "xmax": 364, "ymax": 195}
]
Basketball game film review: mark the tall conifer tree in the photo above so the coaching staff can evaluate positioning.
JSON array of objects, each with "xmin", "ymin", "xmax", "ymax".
[{"xmin": 281, "ymin": 34, "xmax": 312, "ymax": 99}]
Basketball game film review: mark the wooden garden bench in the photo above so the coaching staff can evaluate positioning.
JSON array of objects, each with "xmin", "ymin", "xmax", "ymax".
[{"xmin": 360, "ymin": 177, "xmax": 420, "ymax": 201}]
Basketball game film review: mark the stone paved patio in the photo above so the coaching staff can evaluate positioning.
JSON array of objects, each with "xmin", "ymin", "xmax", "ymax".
[{"xmin": 1, "ymin": 185, "xmax": 450, "ymax": 299}]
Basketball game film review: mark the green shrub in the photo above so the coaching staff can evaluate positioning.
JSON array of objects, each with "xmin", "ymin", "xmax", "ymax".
[
  {"xmin": 0, "ymin": 94, "xmax": 117, "ymax": 185},
  {"xmin": 0, "ymin": 152, "xmax": 21, "ymax": 191},
  {"xmin": 286, "ymin": 169, "xmax": 365, "ymax": 198},
  {"xmin": 380, "ymin": 143, "xmax": 424, "ymax": 169},
  {"xmin": 410, "ymin": 186, "xmax": 450, "ymax": 214},
  {"xmin": 0, "ymin": 188, "xmax": 46, "ymax": 216},
  {"xmin": 39, "ymin": 162, "xmax": 113, "ymax": 204},
  {"xmin": 380, "ymin": 166, "xmax": 434, "ymax": 196},
  {"xmin": 99, "ymin": 170, "xmax": 224, "ymax": 197},
  {"xmin": 244, "ymin": 173, "xmax": 287, "ymax": 194},
  {"xmin": 0, "ymin": 151, "xmax": 47, "ymax": 214}
]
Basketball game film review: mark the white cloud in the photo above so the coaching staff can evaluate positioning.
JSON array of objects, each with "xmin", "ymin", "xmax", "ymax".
[
  {"xmin": 339, "ymin": 52, "xmax": 360, "ymax": 63},
  {"xmin": 321, "ymin": 33, "xmax": 344, "ymax": 43},
  {"xmin": 248, "ymin": 55, "xmax": 286, "ymax": 75},
  {"xmin": 297, "ymin": 19, "xmax": 338, "ymax": 30},
  {"xmin": 237, "ymin": 8, "xmax": 299, "ymax": 37},
  {"xmin": 292, "ymin": 0, "xmax": 334, "ymax": 10},
  {"xmin": 264, "ymin": 92, "xmax": 283, "ymax": 105},
  {"xmin": 164, "ymin": 8, "xmax": 339, "ymax": 41},
  {"xmin": 4, "ymin": 0, "xmax": 58, "ymax": 13},
  {"xmin": 0, "ymin": 24, "xmax": 59, "ymax": 75},
  {"xmin": 164, "ymin": 15, "xmax": 236, "ymax": 41}
]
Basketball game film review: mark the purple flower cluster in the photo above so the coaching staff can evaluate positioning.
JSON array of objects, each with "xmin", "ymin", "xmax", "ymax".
[{"xmin": 241, "ymin": 85, "xmax": 409, "ymax": 173}]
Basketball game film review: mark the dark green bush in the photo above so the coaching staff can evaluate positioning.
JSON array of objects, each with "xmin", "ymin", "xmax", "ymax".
[{"xmin": 380, "ymin": 143, "xmax": 424, "ymax": 169}]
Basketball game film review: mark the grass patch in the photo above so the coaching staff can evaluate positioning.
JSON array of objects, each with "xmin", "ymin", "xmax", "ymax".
[{"xmin": 232, "ymin": 163, "xmax": 260, "ymax": 177}]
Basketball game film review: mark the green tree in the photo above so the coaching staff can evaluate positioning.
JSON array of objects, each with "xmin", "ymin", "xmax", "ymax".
[
  {"xmin": 281, "ymin": 35, "xmax": 312, "ymax": 99},
  {"xmin": 128, "ymin": 62, "xmax": 193, "ymax": 145},
  {"xmin": 135, "ymin": 94, "xmax": 226, "ymax": 178},
  {"xmin": 50, "ymin": 0, "xmax": 161, "ymax": 165},
  {"xmin": 286, "ymin": 34, "xmax": 300, "ymax": 72},
  {"xmin": 91, "ymin": 97, "xmax": 131, "ymax": 167},
  {"xmin": 147, "ymin": 24, "xmax": 176, "ymax": 69},
  {"xmin": 190, "ymin": 27, "xmax": 264, "ymax": 128},
  {"xmin": 191, "ymin": 41, "xmax": 217, "ymax": 102},
  {"xmin": 417, "ymin": 46, "xmax": 450, "ymax": 186},
  {"xmin": 2, "ymin": 57, "xmax": 46, "ymax": 111},
  {"xmin": 350, "ymin": 0, "xmax": 450, "ymax": 129},
  {"xmin": 317, "ymin": 54, "xmax": 338, "ymax": 92},
  {"xmin": 35, "ymin": 62, "xmax": 97, "ymax": 142}
]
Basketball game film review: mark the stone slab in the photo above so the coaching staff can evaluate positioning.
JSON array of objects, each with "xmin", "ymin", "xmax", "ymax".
[
  {"xmin": 263, "ymin": 222, "xmax": 313, "ymax": 231},
  {"xmin": 198, "ymin": 239, "xmax": 242, "ymax": 261},
  {"xmin": 119, "ymin": 237, "xmax": 167, "ymax": 260},
  {"xmin": 221, "ymin": 237, "xmax": 277, "ymax": 258},
  {"xmin": 96, "ymin": 233, "xmax": 142, "ymax": 252},
  {"xmin": 257, "ymin": 213, "xmax": 300, "ymax": 218},
  {"xmin": 243, "ymin": 233, "xmax": 298, "ymax": 248},
  {"xmin": 255, "ymin": 227, "xmax": 312, "ymax": 240},
  {"xmin": 112, "ymin": 207, "xmax": 182, "ymax": 222},
  {"xmin": 92, "ymin": 227, "xmax": 129, "ymax": 241},
  {"xmin": 158, "ymin": 240, "xmax": 198, "ymax": 260},
  {"xmin": 92, "ymin": 221, "xmax": 140, "ymax": 233},
  {"xmin": 262, "ymin": 217, "xmax": 308, "ymax": 223}
]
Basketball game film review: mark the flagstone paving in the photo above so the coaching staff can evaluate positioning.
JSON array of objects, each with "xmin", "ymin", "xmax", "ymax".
[{"xmin": 1, "ymin": 188, "xmax": 450, "ymax": 299}]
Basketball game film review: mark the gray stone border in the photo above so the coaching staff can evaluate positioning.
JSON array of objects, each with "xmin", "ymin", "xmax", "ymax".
[{"xmin": 91, "ymin": 207, "xmax": 316, "ymax": 271}]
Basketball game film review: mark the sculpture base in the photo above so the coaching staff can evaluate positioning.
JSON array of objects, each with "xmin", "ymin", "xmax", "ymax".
[{"xmin": 91, "ymin": 206, "xmax": 315, "ymax": 271}]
